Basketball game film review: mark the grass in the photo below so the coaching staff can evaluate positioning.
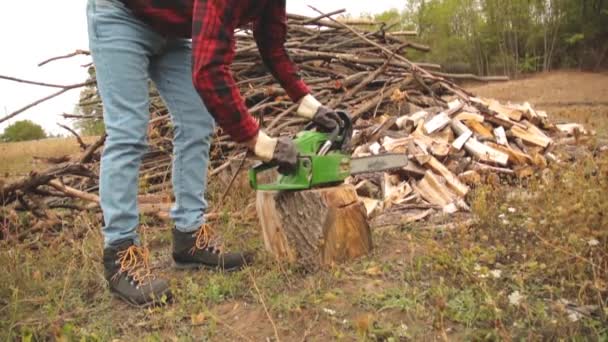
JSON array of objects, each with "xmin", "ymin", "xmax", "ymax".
[
  {"xmin": 0, "ymin": 136, "xmax": 99, "ymax": 179},
  {"xmin": 2, "ymin": 143, "xmax": 608, "ymax": 340}
]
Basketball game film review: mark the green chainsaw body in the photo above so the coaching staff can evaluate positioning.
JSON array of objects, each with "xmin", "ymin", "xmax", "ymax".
[{"xmin": 248, "ymin": 130, "xmax": 351, "ymax": 191}]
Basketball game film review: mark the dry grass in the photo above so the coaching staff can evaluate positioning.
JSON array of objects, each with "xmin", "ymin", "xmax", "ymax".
[
  {"xmin": 2, "ymin": 150, "xmax": 607, "ymax": 340},
  {"xmin": 0, "ymin": 136, "xmax": 99, "ymax": 180}
]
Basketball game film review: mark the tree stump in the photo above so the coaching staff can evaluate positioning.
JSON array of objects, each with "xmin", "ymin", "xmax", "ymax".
[{"xmin": 256, "ymin": 184, "xmax": 372, "ymax": 269}]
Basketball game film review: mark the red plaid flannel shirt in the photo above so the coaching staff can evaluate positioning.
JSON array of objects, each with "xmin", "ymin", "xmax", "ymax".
[{"xmin": 122, "ymin": 0, "xmax": 310, "ymax": 142}]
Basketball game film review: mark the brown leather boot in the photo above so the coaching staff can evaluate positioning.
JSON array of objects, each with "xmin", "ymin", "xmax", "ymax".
[
  {"xmin": 103, "ymin": 240, "xmax": 172, "ymax": 307},
  {"xmin": 172, "ymin": 225, "xmax": 253, "ymax": 271}
]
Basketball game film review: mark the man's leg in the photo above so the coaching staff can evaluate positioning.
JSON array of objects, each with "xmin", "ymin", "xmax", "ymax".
[
  {"xmin": 149, "ymin": 39, "xmax": 252, "ymax": 271},
  {"xmin": 88, "ymin": 0, "xmax": 159, "ymax": 247},
  {"xmin": 87, "ymin": 0, "xmax": 171, "ymax": 306},
  {"xmin": 149, "ymin": 39, "xmax": 213, "ymax": 232}
]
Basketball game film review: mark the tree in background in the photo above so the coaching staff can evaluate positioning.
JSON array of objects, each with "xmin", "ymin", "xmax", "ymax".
[
  {"xmin": 370, "ymin": 0, "xmax": 608, "ymax": 77},
  {"xmin": 74, "ymin": 67, "xmax": 105, "ymax": 136},
  {"xmin": 1, "ymin": 120, "xmax": 47, "ymax": 142}
]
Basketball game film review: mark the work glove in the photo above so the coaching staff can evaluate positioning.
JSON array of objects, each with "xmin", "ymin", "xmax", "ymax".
[
  {"xmin": 297, "ymin": 94, "xmax": 341, "ymax": 132},
  {"xmin": 251, "ymin": 131, "xmax": 299, "ymax": 175},
  {"xmin": 312, "ymin": 106, "xmax": 341, "ymax": 132}
]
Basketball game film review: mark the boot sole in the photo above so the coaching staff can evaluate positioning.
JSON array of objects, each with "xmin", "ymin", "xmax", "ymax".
[
  {"xmin": 111, "ymin": 289, "xmax": 173, "ymax": 309},
  {"xmin": 173, "ymin": 261, "xmax": 243, "ymax": 273}
]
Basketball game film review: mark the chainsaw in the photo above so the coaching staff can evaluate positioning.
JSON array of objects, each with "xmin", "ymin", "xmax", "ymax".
[{"xmin": 249, "ymin": 111, "xmax": 409, "ymax": 191}]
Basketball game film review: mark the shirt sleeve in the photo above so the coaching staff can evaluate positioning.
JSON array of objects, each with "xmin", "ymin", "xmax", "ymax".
[
  {"xmin": 253, "ymin": 0, "xmax": 310, "ymax": 103},
  {"xmin": 191, "ymin": 0, "xmax": 259, "ymax": 143}
]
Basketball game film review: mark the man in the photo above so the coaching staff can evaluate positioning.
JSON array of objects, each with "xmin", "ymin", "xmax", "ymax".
[{"xmin": 87, "ymin": 0, "xmax": 341, "ymax": 307}]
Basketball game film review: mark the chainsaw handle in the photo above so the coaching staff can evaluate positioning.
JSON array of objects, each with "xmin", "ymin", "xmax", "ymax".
[
  {"xmin": 248, "ymin": 161, "xmax": 276, "ymax": 191},
  {"xmin": 303, "ymin": 110, "xmax": 352, "ymax": 152},
  {"xmin": 249, "ymin": 157, "xmax": 313, "ymax": 191}
]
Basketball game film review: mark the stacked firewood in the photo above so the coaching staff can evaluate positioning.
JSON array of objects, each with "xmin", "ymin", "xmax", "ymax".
[{"xmin": 0, "ymin": 12, "xmax": 588, "ymax": 231}]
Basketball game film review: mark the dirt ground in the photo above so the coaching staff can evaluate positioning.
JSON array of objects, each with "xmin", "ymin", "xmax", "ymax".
[
  {"xmin": 2, "ymin": 72, "xmax": 607, "ymax": 341},
  {"xmin": 466, "ymin": 71, "xmax": 608, "ymax": 105}
]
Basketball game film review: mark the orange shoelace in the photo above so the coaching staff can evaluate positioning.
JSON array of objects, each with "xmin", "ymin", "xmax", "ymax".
[
  {"xmin": 114, "ymin": 245, "xmax": 154, "ymax": 285},
  {"xmin": 190, "ymin": 224, "xmax": 225, "ymax": 255}
]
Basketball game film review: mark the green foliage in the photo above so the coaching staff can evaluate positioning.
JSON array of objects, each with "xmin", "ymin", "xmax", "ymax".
[
  {"xmin": 565, "ymin": 33, "xmax": 585, "ymax": 46},
  {"xmin": 374, "ymin": 0, "xmax": 608, "ymax": 75},
  {"xmin": 1, "ymin": 120, "xmax": 46, "ymax": 142},
  {"xmin": 75, "ymin": 117, "xmax": 105, "ymax": 136},
  {"xmin": 75, "ymin": 67, "xmax": 105, "ymax": 136}
]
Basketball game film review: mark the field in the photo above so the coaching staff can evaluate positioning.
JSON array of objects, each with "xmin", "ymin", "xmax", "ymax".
[
  {"xmin": 0, "ymin": 136, "xmax": 99, "ymax": 180},
  {"xmin": 1, "ymin": 72, "xmax": 607, "ymax": 341}
]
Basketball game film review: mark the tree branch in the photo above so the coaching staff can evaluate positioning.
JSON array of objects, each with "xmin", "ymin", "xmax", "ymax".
[
  {"xmin": 0, "ymin": 80, "xmax": 95, "ymax": 124},
  {"xmin": 38, "ymin": 50, "xmax": 91, "ymax": 67}
]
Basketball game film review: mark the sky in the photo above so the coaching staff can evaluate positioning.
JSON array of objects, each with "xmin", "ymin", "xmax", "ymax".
[{"xmin": 0, "ymin": 1, "xmax": 405, "ymax": 136}]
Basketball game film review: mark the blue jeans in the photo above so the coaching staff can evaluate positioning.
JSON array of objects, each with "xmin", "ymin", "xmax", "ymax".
[{"xmin": 87, "ymin": 0, "xmax": 214, "ymax": 247}]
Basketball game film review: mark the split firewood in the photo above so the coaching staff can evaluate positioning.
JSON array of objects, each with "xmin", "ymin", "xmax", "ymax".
[{"xmin": 511, "ymin": 121, "xmax": 553, "ymax": 148}]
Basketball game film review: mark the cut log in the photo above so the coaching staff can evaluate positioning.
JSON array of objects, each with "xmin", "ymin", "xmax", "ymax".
[
  {"xmin": 424, "ymin": 112, "xmax": 451, "ymax": 134},
  {"xmin": 511, "ymin": 120, "xmax": 553, "ymax": 148},
  {"xmin": 423, "ymin": 156, "xmax": 470, "ymax": 197},
  {"xmin": 493, "ymin": 126, "xmax": 508, "ymax": 145},
  {"xmin": 464, "ymin": 120, "xmax": 494, "ymax": 139},
  {"xmin": 256, "ymin": 184, "xmax": 372, "ymax": 268},
  {"xmin": 452, "ymin": 120, "xmax": 509, "ymax": 166},
  {"xmin": 556, "ymin": 123, "xmax": 588, "ymax": 136},
  {"xmin": 413, "ymin": 171, "xmax": 458, "ymax": 214},
  {"xmin": 360, "ymin": 197, "xmax": 382, "ymax": 217},
  {"xmin": 455, "ymin": 112, "xmax": 485, "ymax": 123},
  {"xmin": 395, "ymin": 110, "xmax": 428, "ymax": 130},
  {"xmin": 489, "ymin": 100, "xmax": 524, "ymax": 121},
  {"xmin": 487, "ymin": 142, "xmax": 532, "ymax": 165},
  {"xmin": 453, "ymin": 130, "xmax": 473, "ymax": 150}
]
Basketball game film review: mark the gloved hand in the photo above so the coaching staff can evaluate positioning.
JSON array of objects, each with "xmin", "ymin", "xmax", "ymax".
[
  {"xmin": 297, "ymin": 94, "xmax": 341, "ymax": 132},
  {"xmin": 248, "ymin": 131, "xmax": 298, "ymax": 175},
  {"xmin": 311, "ymin": 106, "xmax": 341, "ymax": 132},
  {"xmin": 272, "ymin": 137, "xmax": 299, "ymax": 174}
]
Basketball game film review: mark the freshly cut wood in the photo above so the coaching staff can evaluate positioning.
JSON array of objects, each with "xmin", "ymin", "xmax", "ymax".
[
  {"xmin": 256, "ymin": 184, "xmax": 372, "ymax": 268},
  {"xmin": 424, "ymin": 156, "xmax": 470, "ymax": 197},
  {"xmin": 430, "ymin": 127, "xmax": 455, "ymax": 148},
  {"xmin": 395, "ymin": 110, "xmax": 428, "ymax": 130},
  {"xmin": 465, "ymin": 120, "xmax": 494, "ymax": 139},
  {"xmin": 424, "ymin": 112, "xmax": 451, "ymax": 134},
  {"xmin": 452, "ymin": 120, "xmax": 509, "ymax": 166},
  {"xmin": 511, "ymin": 120, "xmax": 553, "ymax": 148},
  {"xmin": 465, "ymin": 139, "xmax": 510, "ymax": 166},
  {"xmin": 556, "ymin": 123, "xmax": 588, "ymax": 136},
  {"xmin": 487, "ymin": 142, "xmax": 532, "ymax": 165},
  {"xmin": 360, "ymin": 197, "xmax": 382, "ymax": 217},
  {"xmin": 455, "ymin": 112, "xmax": 485, "ymax": 123},
  {"xmin": 493, "ymin": 126, "xmax": 508, "ymax": 145},
  {"xmin": 383, "ymin": 181, "xmax": 413, "ymax": 208},
  {"xmin": 429, "ymin": 141, "xmax": 451, "ymax": 158},
  {"xmin": 521, "ymin": 102, "xmax": 541, "ymax": 121},
  {"xmin": 489, "ymin": 100, "xmax": 524, "ymax": 121},
  {"xmin": 413, "ymin": 171, "xmax": 458, "ymax": 214},
  {"xmin": 453, "ymin": 130, "xmax": 473, "ymax": 150},
  {"xmin": 382, "ymin": 136, "xmax": 413, "ymax": 152}
]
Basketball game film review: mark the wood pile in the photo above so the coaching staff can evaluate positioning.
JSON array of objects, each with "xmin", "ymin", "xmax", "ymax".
[{"xmin": 0, "ymin": 11, "xmax": 590, "ymax": 234}]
